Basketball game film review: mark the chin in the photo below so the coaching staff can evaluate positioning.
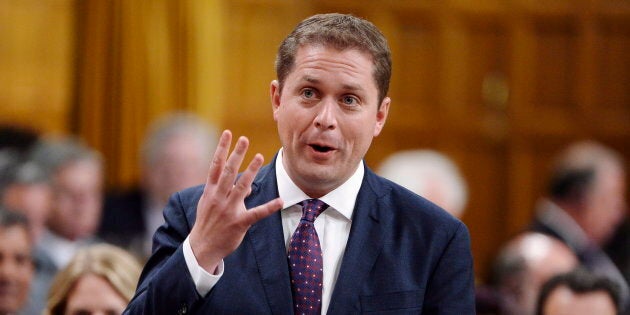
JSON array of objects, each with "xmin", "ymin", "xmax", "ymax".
[
  {"xmin": 305, "ymin": 172, "xmax": 342, "ymax": 192},
  {"xmin": 299, "ymin": 170, "xmax": 327, "ymax": 183}
]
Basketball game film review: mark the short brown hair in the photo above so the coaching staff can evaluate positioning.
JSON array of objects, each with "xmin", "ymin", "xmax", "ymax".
[{"xmin": 275, "ymin": 13, "xmax": 392, "ymax": 104}]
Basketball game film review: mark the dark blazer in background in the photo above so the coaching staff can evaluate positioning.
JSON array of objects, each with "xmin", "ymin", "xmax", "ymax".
[
  {"xmin": 125, "ymin": 159, "xmax": 476, "ymax": 314},
  {"xmin": 530, "ymin": 203, "xmax": 630, "ymax": 314},
  {"xmin": 605, "ymin": 218, "xmax": 630, "ymax": 286},
  {"xmin": 98, "ymin": 188, "xmax": 147, "ymax": 258}
]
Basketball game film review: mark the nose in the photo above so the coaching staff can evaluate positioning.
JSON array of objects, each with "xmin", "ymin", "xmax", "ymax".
[{"xmin": 313, "ymin": 98, "xmax": 337, "ymax": 130}]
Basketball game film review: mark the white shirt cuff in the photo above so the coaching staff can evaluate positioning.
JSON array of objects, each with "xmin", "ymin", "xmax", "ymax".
[{"xmin": 183, "ymin": 236, "xmax": 224, "ymax": 296}]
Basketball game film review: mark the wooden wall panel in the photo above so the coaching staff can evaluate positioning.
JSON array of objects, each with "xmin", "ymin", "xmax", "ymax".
[
  {"xmin": 74, "ymin": 0, "xmax": 225, "ymax": 188},
  {"xmin": 461, "ymin": 17, "xmax": 509, "ymax": 141},
  {"xmin": 457, "ymin": 19, "xmax": 511, "ymax": 279},
  {"xmin": 390, "ymin": 11, "xmax": 441, "ymax": 131},
  {"xmin": 527, "ymin": 17, "xmax": 580, "ymax": 136},
  {"xmin": 0, "ymin": 0, "xmax": 75, "ymax": 134},
  {"xmin": 460, "ymin": 139, "xmax": 509, "ymax": 278},
  {"xmin": 593, "ymin": 17, "xmax": 630, "ymax": 133}
]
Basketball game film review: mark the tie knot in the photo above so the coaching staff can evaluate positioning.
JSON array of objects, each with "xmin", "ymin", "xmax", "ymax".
[{"xmin": 299, "ymin": 199, "xmax": 328, "ymax": 222}]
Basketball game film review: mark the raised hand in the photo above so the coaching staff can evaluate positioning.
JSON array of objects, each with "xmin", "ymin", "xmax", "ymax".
[{"xmin": 189, "ymin": 130, "xmax": 284, "ymax": 273}]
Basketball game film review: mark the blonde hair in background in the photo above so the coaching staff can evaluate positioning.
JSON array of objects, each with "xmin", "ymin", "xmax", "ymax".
[{"xmin": 44, "ymin": 243, "xmax": 142, "ymax": 315}]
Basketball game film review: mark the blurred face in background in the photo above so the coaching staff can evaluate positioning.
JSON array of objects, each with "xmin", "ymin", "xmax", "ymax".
[
  {"xmin": 64, "ymin": 273, "xmax": 127, "ymax": 315},
  {"xmin": 581, "ymin": 163, "xmax": 626, "ymax": 245},
  {"xmin": 2, "ymin": 182, "xmax": 52, "ymax": 242},
  {"xmin": 500, "ymin": 234, "xmax": 579, "ymax": 315},
  {"xmin": 518, "ymin": 243, "xmax": 578, "ymax": 315},
  {"xmin": 541, "ymin": 286, "xmax": 616, "ymax": 315},
  {"xmin": 0, "ymin": 225, "xmax": 33, "ymax": 314},
  {"xmin": 144, "ymin": 134, "xmax": 209, "ymax": 206},
  {"xmin": 49, "ymin": 159, "xmax": 103, "ymax": 240}
]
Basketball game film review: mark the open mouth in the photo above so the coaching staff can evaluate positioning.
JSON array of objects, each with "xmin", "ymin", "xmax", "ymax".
[{"xmin": 310, "ymin": 144, "xmax": 334, "ymax": 153}]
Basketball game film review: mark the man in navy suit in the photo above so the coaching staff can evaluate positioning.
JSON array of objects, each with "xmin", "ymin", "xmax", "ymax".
[{"xmin": 125, "ymin": 13, "xmax": 475, "ymax": 314}]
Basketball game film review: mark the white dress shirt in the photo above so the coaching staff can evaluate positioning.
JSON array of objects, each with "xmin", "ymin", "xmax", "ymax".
[
  {"xmin": 39, "ymin": 229, "xmax": 88, "ymax": 269},
  {"xmin": 183, "ymin": 149, "xmax": 363, "ymax": 313}
]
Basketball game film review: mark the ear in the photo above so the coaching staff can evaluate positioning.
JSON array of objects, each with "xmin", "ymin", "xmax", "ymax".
[
  {"xmin": 373, "ymin": 97, "xmax": 390, "ymax": 137},
  {"xmin": 270, "ymin": 80, "xmax": 281, "ymax": 122}
]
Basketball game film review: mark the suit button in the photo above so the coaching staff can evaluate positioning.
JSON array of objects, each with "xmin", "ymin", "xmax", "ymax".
[{"xmin": 177, "ymin": 304, "xmax": 187, "ymax": 314}]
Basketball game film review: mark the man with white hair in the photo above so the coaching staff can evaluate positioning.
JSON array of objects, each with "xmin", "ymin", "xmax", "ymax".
[
  {"xmin": 378, "ymin": 149, "xmax": 468, "ymax": 218},
  {"xmin": 491, "ymin": 232, "xmax": 579, "ymax": 315}
]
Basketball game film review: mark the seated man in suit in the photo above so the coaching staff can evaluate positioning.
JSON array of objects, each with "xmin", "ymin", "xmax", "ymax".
[
  {"xmin": 99, "ymin": 112, "xmax": 218, "ymax": 260},
  {"xmin": 0, "ymin": 154, "xmax": 52, "ymax": 244},
  {"xmin": 28, "ymin": 137, "xmax": 105, "ymax": 314},
  {"xmin": 530, "ymin": 140, "xmax": 629, "ymax": 313},
  {"xmin": 126, "ymin": 13, "xmax": 475, "ymax": 314}
]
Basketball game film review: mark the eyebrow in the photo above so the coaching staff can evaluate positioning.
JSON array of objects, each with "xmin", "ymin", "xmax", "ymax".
[{"xmin": 301, "ymin": 75, "xmax": 365, "ymax": 93}]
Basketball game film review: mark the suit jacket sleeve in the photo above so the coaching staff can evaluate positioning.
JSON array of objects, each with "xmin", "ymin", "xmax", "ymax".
[
  {"xmin": 423, "ymin": 220, "xmax": 476, "ymax": 314},
  {"xmin": 124, "ymin": 187, "xmax": 203, "ymax": 315}
]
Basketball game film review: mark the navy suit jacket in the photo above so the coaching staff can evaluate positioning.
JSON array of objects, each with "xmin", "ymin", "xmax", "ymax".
[{"xmin": 125, "ymin": 160, "xmax": 475, "ymax": 314}]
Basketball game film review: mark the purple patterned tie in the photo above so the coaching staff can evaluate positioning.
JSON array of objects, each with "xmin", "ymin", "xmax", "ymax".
[{"xmin": 288, "ymin": 199, "xmax": 328, "ymax": 315}]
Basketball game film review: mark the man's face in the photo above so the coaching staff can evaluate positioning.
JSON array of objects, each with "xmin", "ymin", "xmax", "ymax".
[
  {"xmin": 271, "ymin": 44, "xmax": 390, "ymax": 197},
  {"xmin": 519, "ymin": 242, "xmax": 578, "ymax": 315},
  {"xmin": 144, "ymin": 134, "xmax": 209, "ymax": 206},
  {"xmin": 2, "ymin": 183, "xmax": 52, "ymax": 241},
  {"xmin": 0, "ymin": 225, "xmax": 33, "ymax": 314},
  {"xmin": 582, "ymin": 164, "xmax": 626, "ymax": 244},
  {"xmin": 542, "ymin": 286, "xmax": 616, "ymax": 315},
  {"xmin": 50, "ymin": 159, "xmax": 103, "ymax": 240}
]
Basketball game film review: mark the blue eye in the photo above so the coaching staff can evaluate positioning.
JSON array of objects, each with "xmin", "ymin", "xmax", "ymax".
[
  {"xmin": 342, "ymin": 96, "xmax": 357, "ymax": 105},
  {"xmin": 302, "ymin": 89, "xmax": 315, "ymax": 98}
]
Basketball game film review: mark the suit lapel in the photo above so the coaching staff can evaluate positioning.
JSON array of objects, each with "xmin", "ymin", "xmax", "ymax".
[
  {"xmin": 327, "ymin": 169, "xmax": 386, "ymax": 314},
  {"xmin": 245, "ymin": 160, "xmax": 294, "ymax": 314}
]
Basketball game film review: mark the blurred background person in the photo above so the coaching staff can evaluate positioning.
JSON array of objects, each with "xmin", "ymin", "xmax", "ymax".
[
  {"xmin": 606, "ymin": 217, "xmax": 630, "ymax": 290},
  {"xmin": 44, "ymin": 244, "xmax": 142, "ymax": 315},
  {"xmin": 0, "ymin": 151, "xmax": 52, "ymax": 243},
  {"xmin": 0, "ymin": 150, "xmax": 53, "ymax": 315},
  {"xmin": 489, "ymin": 232, "xmax": 579, "ymax": 315},
  {"xmin": 0, "ymin": 207, "xmax": 34, "ymax": 315},
  {"xmin": 529, "ymin": 140, "xmax": 629, "ymax": 312},
  {"xmin": 536, "ymin": 268, "xmax": 621, "ymax": 315},
  {"xmin": 99, "ymin": 112, "xmax": 218, "ymax": 260},
  {"xmin": 378, "ymin": 149, "xmax": 468, "ymax": 218},
  {"xmin": 27, "ymin": 137, "xmax": 104, "ymax": 314},
  {"xmin": 0, "ymin": 126, "xmax": 39, "ymax": 155}
]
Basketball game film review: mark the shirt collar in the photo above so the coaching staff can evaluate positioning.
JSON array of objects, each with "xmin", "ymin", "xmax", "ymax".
[{"xmin": 275, "ymin": 148, "xmax": 363, "ymax": 221}]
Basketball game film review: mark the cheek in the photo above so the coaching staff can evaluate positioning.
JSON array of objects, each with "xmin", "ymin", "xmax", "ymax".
[
  {"xmin": 350, "ymin": 120, "xmax": 377, "ymax": 144},
  {"xmin": 18, "ymin": 268, "xmax": 33, "ymax": 286},
  {"xmin": 278, "ymin": 111, "xmax": 307, "ymax": 139},
  {"xmin": 55, "ymin": 195, "xmax": 73, "ymax": 212}
]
